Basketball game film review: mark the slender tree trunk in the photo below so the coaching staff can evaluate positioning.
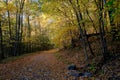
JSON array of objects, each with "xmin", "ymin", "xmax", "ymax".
[
  {"xmin": 28, "ymin": 16, "xmax": 30, "ymax": 37},
  {"xmin": 14, "ymin": 5, "xmax": 21, "ymax": 56},
  {"xmin": 80, "ymin": 11, "xmax": 95, "ymax": 56},
  {"xmin": 27, "ymin": 15, "xmax": 31, "ymax": 52},
  {"xmin": 81, "ymin": 9, "xmax": 95, "ymax": 56},
  {"xmin": 94, "ymin": 0, "xmax": 109, "ymax": 59},
  {"xmin": 84, "ymin": 30, "xmax": 95, "ymax": 56},
  {"xmin": 19, "ymin": 0, "xmax": 25, "ymax": 42},
  {"xmin": 99, "ymin": 0, "xmax": 109, "ymax": 61},
  {"xmin": 77, "ymin": 11, "xmax": 88, "ymax": 61},
  {"xmin": 69, "ymin": 0, "xmax": 88, "ymax": 61},
  {"xmin": 14, "ymin": 7, "xmax": 18, "ymax": 56},
  {"xmin": 77, "ymin": 0, "xmax": 92, "ymax": 59},
  {"xmin": 15, "ymin": 11, "xmax": 21, "ymax": 56},
  {"xmin": 95, "ymin": 1, "xmax": 109, "ymax": 74},
  {"xmin": 77, "ymin": 0, "xmax": 95, "ymax": 58},
  {"xmin": 0, "ymin": 21, "xmax": 4, "ymax": 59},
  {"xmin": 20, "ymin": 13, "xmax": 23, "ymax": 42},
  {"xmin": 14, "ymin": 0, "xmax": 25, "ymax": 55},
  {"xmin": 6, "ymin": 0, "xmax": 12, "ymax": 55},
  {"xmin": 20, "ymin": 13, "xmax": 24, "ymax": 54},
  {"xmin": 6, "ymin": 0, "xmax": 12, "ymax": 39}
]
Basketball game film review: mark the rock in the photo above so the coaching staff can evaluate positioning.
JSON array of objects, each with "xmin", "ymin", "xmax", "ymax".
[
  {"xmin": 108, "ymin": 76, "xmax": 120, "ymax": 80},
  {"xmin": 64, "ymin": 76, "xmax": 69, "ymax": 79},
  {"xmin": 82, "ymin": 72, "xmax": 92, "ymax": 77},
  {"xmin": 67, "ymin": 64, "xmax": 76, "ymax": 70},
  {"xmin": 20, "ymin": 77, "xmax": 29, "ymax": 80},
  {"xmin": 67, "ymin": 70, "xmax": 92, "ymax": 78},
  {"xmin": 67, "ymin": 70, "xmax": 83, "ymax": 77},
  {"xmin": 44, "ymin": 72, "xmax": 49, "ymax": 76},
  {"xmin": 28, "ymin": 68, "xmax": 32, "ymax": 72}
]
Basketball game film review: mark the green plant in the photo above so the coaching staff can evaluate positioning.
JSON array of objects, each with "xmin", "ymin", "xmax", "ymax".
[{"xmin": 89, "ymin": 63, "xmax": 96, "ymax": 72}]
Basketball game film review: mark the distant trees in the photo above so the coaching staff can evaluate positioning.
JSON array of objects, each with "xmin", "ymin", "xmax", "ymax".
[{"xmin": 0, "ymin": 0, "xmax": 53, "ymax": 60}]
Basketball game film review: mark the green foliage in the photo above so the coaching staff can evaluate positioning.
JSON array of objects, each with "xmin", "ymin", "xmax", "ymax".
[
  {"xmin": 106, "ymin": 0, "xmax": 120, "ymax": 23},
  {"xmin": 106, "ymin": 0, "xmax": 114, "ymax": 7},
  {"xmin": 23, "ymin": 34, "xmax": 54, "ymax": 53},
  {"xmin": 88, "ymin": 63, "xmax": 96, "ymax": 72}
]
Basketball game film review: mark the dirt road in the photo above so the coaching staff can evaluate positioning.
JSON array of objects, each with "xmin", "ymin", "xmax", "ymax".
[{"xmin": 0, "ymin": 49, "xmax": 67, "ymax": 80}]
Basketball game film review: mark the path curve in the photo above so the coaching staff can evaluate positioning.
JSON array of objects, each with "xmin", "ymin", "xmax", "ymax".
[{"xmin": 0, "ymin": 49, "xmax": 67, "ymax": 80}]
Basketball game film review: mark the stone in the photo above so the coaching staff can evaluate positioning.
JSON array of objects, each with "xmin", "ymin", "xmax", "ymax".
[
  {"xmin": 108, "ymin": 76, "xmax": 120, "ymax": 80},
  {"xmin": 28, "ymin": 68, "xmax": 32, "ymax": 72},
  {"xmin": 67, "ymin": 64, "xmax": 76, "ymax": 70},
  {"xmin": 82, "ymin": 72, "xmax": 92, "ymax": 77},
  {"xmin": 67, "ymin": 70, "xmax": 83, "ymax": 77},
  {"xmin": 20, "ymin": 77, "xmax": 29, "ymax": 80}
]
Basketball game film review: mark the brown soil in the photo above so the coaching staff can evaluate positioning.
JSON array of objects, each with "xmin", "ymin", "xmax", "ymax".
[{"xmin": 0, "ymin": 49, "xmax": 68, "ymax": 80}]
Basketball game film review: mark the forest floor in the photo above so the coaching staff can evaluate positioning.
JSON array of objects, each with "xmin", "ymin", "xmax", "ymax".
[
  {"xmin": 0, "ymin": 49, "xmax": 70, "ymax": 80},
  {"xmin": 0, "ymin": 49, "xmax": 119, "ymax": 80}
]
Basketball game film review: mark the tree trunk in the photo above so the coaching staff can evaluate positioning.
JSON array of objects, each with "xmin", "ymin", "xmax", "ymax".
[
  {"xmin": 6, "ymin": 0, "xmax": 12, "ymax": 39},
  {"xmin": 14, "ymin": 7, "xmax": 18, "ymax": 56},
  {"xmin": 0, "ymin": 21, "xmax": 4, "ymax": 59},
  {"xmin": 19, "ymin": 12, "xmax": 24, "ymax": 54},
  {"xmin": 27, "ymin": 15, "xmax": 31, "ymax": 52},
  {"xmin": 99, "ymin": 0, "xmax": 109, "ymax": 61},
  {"xmin": 6, "ymin": 0, "xmax": 13, "ymax": 56},
  {"xmin": 77, "ymin": 0, "xmax": 94, "ymax": 60},
  {"xmin": 80, "ymin": 8, "xmax": 95, "ymax": 56},
  {"xmin": 94, "ymin": 0, "xmax": 109, "ymax": 59},
  {"xmin": 69, "ymin": 0, "xmax": 88, "ymax": 61},
  {"xmin": 84, "ymin": 30, "xmax": 95, "ymax": 56},
  {"xmin": 14, "ymin": 0, "xmax": 25, "ymax": 55}
]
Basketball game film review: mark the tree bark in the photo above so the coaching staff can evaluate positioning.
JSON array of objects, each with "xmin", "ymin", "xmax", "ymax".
[
  {"xmin": 93, "ymin": 0, "xmax": 109, "ymax": 60},
  {"xmin": 14, "ymin": 0, "xmax": 25, "ymax": 56},
  {"xmin": 27, "ymin": 15, "xmax": 31, "ymax": 52},
  {"xmin": 6, "ymin": 0, "xmax": 12, "ymax": 39},
  {"xmin": 76, "ymin": 0, "xmax": 94, "ymax": 58},
  {"xmin": 0, "ymin": 21, "xmax": 4, "ymax": 59},
  {"xmin": 99, "ymin": 0, "xmax": 109, "ymax": 61},
  {"xmin": 6, "ymin": 0, "xmax": 13, "ymax": 55},
  {"xmin": 69, "ymin": 0, "xmax": 88, "ymax": 61}
]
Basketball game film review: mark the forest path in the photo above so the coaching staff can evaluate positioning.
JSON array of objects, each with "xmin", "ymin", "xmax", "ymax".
[{"xmin": 0, "ymin": 49, "xmax": 68, "ymax": 80}]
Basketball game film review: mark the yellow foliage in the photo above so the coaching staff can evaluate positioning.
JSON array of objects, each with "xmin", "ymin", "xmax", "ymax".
[
  {"xmin": 51, "ymin": 26, "xmax": 79, "ymax": 48},
  {"xmin": 6, "ymin": 3, "xmax": 16, "ymax": 12},
  {"xmin": 0, "ymin": 2, "xmax": 6, "ymax": 14}
]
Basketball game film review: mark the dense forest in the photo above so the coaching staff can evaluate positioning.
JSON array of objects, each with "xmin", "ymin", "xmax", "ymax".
[
  {"xmin": 0, "ymin": 0, "xmax": 54, "ymax": 59},
  {"xmin": 0, "ymin": 0, "xmax": 120, "ymax": 80}
]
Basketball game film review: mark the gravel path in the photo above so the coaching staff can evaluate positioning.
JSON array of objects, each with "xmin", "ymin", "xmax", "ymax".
[{"xmin": 0, "ymin": 49, "xmax": 69, "ymax": 80}]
